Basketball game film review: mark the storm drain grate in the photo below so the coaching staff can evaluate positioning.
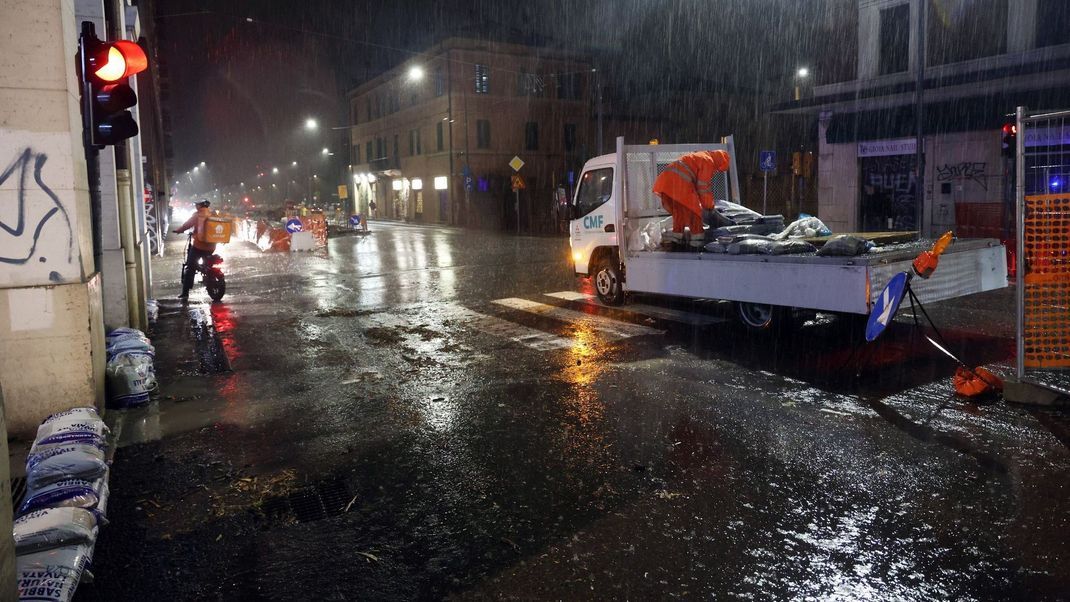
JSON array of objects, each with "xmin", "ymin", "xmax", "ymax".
[
  {"xmin": 10, "ymin": 477, "xmax": 26, "ymax": 509},
  {"xmin": 261, "ymin": 477, "xmax": 351, "ymax": 524}
]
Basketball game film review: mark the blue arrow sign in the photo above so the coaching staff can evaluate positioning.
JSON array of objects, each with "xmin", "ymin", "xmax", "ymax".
[
  {"xmin": 349, "ymin": 214, "xmax": 361, "ymax": 226},
  {"xmin": 759, "ymin": 150, "xmax": 777, "ymax": 172},
  {"xmin": 285, "ymin": 218, "xmax": 304, "ymax": 234},
  {"xmin": 866, "ymin": 271, "xmax": 910, "ymax": 342}
]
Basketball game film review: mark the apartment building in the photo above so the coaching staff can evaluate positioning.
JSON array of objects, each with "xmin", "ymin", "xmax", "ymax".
[
  {"xmin": 347, "ymin": 38, "xmax": 594, "ymax": 231},
  {"xmin": 774, "ymin": 0, "xmax": 1070, "ymax": 238}
]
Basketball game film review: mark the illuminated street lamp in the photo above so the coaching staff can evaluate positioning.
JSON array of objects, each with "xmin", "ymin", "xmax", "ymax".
[
  {"xmin": 321, "ymin": 147, "xmax": 329, "ymax": 155},
  {"xmin": 408, "ymin": 65, "xmax": 424, "ymax": 81},
  {"xmin": 305, "ymin": 118, "xmax": 318, "ymax": 131},
  {"xmin": 794, "ymin": 67, "xmax": 810, "ymax": 101},
  {"xmin": 272, "ymin": 167, "xmax": 279, "ymax": 174}
]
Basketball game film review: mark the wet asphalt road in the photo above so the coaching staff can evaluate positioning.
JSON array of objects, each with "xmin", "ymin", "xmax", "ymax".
[{"xmin": 78, "ymin": 222, "xmax": 1069, "ymax": 600}]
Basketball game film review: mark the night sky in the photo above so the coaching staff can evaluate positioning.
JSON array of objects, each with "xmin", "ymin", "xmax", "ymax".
[{"xmin": 156, "ymin": 0, "xmax": 850, "ymax": 190}]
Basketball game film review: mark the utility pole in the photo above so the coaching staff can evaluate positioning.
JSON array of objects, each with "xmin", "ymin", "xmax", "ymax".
[{"xmin": 594, "ymin": 67, "xmax": 603, "ymax": 155}]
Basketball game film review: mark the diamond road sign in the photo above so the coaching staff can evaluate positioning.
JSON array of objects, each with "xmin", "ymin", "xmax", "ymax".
[{"xmin": 509, "ymin": 156, "xmax": 525, "ymax": 172}]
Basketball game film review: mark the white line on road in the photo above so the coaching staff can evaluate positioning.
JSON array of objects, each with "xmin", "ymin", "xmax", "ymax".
[
  {"xmin": 493, "ymin": 297, "xmax": 664, "ymax": 340},
  {"xmin": 543, "ymin": 291, "xmax": 725, "ymax": 326}
]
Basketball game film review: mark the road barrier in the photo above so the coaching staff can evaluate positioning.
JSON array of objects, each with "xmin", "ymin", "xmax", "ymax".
[{"xmin": 1014, "ymin": 106, "xmax": 1070, "ymax": 398}]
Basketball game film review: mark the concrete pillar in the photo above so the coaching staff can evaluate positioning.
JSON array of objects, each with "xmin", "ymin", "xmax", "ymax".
[{"xmin": 0, "ymin": 0, "xmax": 106, "ymax": 437}]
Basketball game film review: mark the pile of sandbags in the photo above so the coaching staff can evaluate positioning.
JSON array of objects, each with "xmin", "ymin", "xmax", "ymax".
[
  {"xmin": 104, "ymin": 328, "xmax": 156, "ymax": 409},
  {"xmin": 15, "ymin": 407, "xmax": 110, "ymax": 601}
]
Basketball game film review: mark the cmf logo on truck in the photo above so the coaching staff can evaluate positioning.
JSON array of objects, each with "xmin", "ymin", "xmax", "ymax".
[{"xmin": 583, "ymin": 214, "xmax": 603, "ymax": 230}]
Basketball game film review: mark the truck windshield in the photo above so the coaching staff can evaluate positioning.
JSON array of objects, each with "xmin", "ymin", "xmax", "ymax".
[{"xmin": 574, "ymin": 168, "xmax": 613, "ymax": 217}]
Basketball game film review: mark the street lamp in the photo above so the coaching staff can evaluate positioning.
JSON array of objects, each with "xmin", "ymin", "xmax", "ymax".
[
  {"xmin": 272, "ymin": 167, "xmax": 279, "ymax": 174},
  {"xmin": 321, "ymin": 147, "xmax": 329, "ymax": 155},
  {"xmin": 305, "ymin": 118, "xmax": 318, "ymax": 131},
  {"xmin": 407, "ymin": 65, "xmax": 424, "ymax": 81},
  {"xmin": 794, "ymin": 67, "xmax": 810, "ymax": 101},
  {"xmin": 199, "ymin": 161, "xmax": 206, "ymax": 167},
  {"xmin": 292, "ymin": 161, "xmax": 298, "ymax": 167}
]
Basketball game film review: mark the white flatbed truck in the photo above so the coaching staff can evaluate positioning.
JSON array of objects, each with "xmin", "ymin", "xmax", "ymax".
[{"xmin": 568, "ymin": 138, "xmax": 1008, "ymax": 329}]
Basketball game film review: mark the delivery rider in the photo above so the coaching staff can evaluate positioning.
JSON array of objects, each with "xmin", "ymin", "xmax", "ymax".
[{"xmin": 173, "ymin": 199, "xmax": 217, "ymax": 299}]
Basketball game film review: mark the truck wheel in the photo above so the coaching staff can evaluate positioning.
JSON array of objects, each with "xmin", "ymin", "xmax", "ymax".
[
  {"xmin": 594, "ymin": 259, "xmax": 624, "ymax": 306},
  {"xmin": 736, "ymin": 302, "xmax": 790, "ymax": 331}
]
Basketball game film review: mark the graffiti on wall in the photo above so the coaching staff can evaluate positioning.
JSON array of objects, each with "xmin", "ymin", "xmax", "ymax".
[
  {"xmin": 0, "ymin": 148, "xmax": 73, "ymax": 278},
  {"xmin": 936, "ymin": 161, "xmax": 988, "ymax": 191}
]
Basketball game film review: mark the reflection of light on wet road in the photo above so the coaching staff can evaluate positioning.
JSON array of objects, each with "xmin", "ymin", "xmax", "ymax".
[{"xmin": 492, "ymin": 297, "xmax": 663, "ymax": 340}]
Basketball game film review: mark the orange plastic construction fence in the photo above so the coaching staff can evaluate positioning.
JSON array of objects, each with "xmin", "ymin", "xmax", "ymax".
[{"xmin": 1023, "ymin": 194, "xmax": 1070, "ymax": 368}]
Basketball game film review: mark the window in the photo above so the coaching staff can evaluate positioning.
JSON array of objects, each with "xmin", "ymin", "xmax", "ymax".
[
  {"xmin": 525, "ymin": 122, "xmax": 538, "ymax": 151},
  {"xmin": 411, "ymin": 90, "xmax": 419, "ymax": 106},
  {"xmin": 366, "ymin": 141, "xmax": 373, "ymax": 162},
  {"xmin": 350, "ymin": 100, "xmax": 359, "ymax": 125},
  {"xmin": 574, "ymin": 168, "xmax": 613, "ymax": 217},
  {"xmin": 475, "ymin": 64, "xmax": 489, "ymax": 94},
  {"xmin": 375, "ymin": 95, "xmax": 382, "ymax": 119},
  {"xmin": 517, "ymin": 70, "xmax": 544, "ymax": 96},
  {"xmin": 353, "ymin": 145, "xmax": 360, "ymax": 164},
  {"xmin": 365, "ymin": 98, "xmax": 372, "ymax": 122},
  {"xmin": 927, "ymin": 0, "xmax": 1007, "ymax": 66},
  {"xmin": 393, "ymin": 134, "xmax": 399, "ymax": 166},
  {"xmin": 557, "ymin": 72, "xmax": 582, "ymax": 100},
  {"xmin": 879, "ymin": 3, "xmax": 910, "ymax": 75},
  {"xmin": 409, "ymin": 130, "xmax": 416, "ymax": 156},
  {"xmin": 434, "ymin": 67, "xmax": 446, "ymax": 97},
  {"xmin": 564, "ymin": 123, "xmax": 577, "ymax": 152},
  {"xmin": 436, "ymin": 122, "xmax": 444, "ymax": 151},
  {"xmin": 476, "ymin": 119, "xmax": 491, "ymax": 149},
  {"xmin": 1037, "ymin": 0, "xmax": 1070, "ymax": 48},
  {"xmin": 416, "ymin": 129, "xmax": 422, "ymax": 155},
  {"xmin": 390, "ymin": 91, "xmax": 400, "ymax": 114},
  {"xmin": 376, "ymin": 138, "xmax": 383, "ymax": 160}
]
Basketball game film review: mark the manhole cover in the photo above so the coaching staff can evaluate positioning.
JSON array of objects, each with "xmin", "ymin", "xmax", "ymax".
[{"xmin": 261, "ymin": 477, "xmax": 351, "ymax": 524}]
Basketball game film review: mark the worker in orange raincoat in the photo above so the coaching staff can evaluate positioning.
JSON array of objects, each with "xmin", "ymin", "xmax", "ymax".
[{"xmin": 652, "ymin": 150, "xmax": 731, "ymax": 234}]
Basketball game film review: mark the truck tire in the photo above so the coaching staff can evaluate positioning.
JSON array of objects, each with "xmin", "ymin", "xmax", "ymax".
[
  {"xmin": 736, "ymin": 302, "xmax": 791, "ymax": 332},
  {"xmin": 594, "ymin": 258, "xmax": 625, "ymax": 306}
]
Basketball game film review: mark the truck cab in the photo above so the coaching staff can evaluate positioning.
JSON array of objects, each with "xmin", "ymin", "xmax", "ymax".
[{"xmin": 568, "ymin": 153, "xmax": 622, "ymax": 301}]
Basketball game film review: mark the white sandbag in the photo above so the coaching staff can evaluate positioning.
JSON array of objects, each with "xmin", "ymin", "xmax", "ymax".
[
  {"xmin": 26, "ymin": 444, "xmax": 108, "ymax": 489},
  {"xmin": 770, "ymin": 215, "xmax": 832, "ymax": 240},
  {"xmin": 18, "ymin": 479, "xmax": 101, "ymax": 516},
  {"xmin": 13, "ymin": 508, "xmax": 97, "ymax": 555},
  {"xmin": 16, "ymin": 543, "xmax": 92, "ymax": 602},
  {"xmin": 105, "ymin": 354, "xmax": 152, "ymax": 408},
  {"xmin": 36, "ymin": 419, "xmax": 109, "ymax": 446},
  {"xmin": 42, "ymin": 408, "xmax": 100, "ymax": 426}
]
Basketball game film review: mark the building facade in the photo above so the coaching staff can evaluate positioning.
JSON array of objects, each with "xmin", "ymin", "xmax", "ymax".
[
  {"xmin": 775, "ymin": 0, "xmax": 1070, "ymax": 238},
  {"xmin": 347, "ymin": 39, "xmax": 593, "ymax": 232}
]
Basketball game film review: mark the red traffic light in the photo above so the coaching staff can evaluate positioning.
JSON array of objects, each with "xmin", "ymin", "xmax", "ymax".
[
  {"xmin": 91, "ymin": 40, "xmax": 148, "ymax": 83},
  {"xmin": 1002, "ymin": 123, "xmax": 1017, "ymax": 136}
]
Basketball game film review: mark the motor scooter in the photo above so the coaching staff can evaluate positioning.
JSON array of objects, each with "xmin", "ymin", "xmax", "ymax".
[{"xmin": 182, "ymin": 234, "xmax": 226, "ymax": 301}]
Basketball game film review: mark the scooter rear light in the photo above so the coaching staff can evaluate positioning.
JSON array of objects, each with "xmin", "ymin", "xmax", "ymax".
[{"xmin": 210, "ymin": 256, "xmax": 224, "ymax": 265}]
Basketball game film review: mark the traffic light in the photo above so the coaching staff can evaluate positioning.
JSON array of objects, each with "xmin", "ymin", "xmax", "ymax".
[
  {"xmin": 78, "ymin": 22, "xmax": 148, "ymax": 147},
  {"xmin": 1001, "ymin": 123, "xmax": 1017, "ymax": 159}
]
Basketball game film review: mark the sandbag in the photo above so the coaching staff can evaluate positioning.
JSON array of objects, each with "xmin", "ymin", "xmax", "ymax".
[
  {"xmin": 702, "ymin": 242, "xmax": 728, "ymax": 253},
  {"xmin": 16, "ymin": 543, "xmax": 92, "ymax": 602},
  {"xmin": 13, "ymin": 508, "xmax": 97, "ymax": 555},
  {"xmin": 26, "ymin": 444, "xmax": 108, "ymax": 489},
  {"xmin": 728, "ymin": 238, "xmax": 817, "ymax": 256},
  {"xmin": 18, "ymin": 479, "xmax": 99, "ymax": 516},
  {"xmin": 36, "ymin": 419, "xmax": 109, "ymax": 446},
  {"xmin": 105, "ymin": 354, "xmax": 153, "ymax": 408},
  {"xmin": 816, "ymin": 234, "xmax": 874, "ymax": 257},
  {"xmin": 713, "ymin": 200, "xmax": 762, "ymax": 223},
  {"xmin": 710, "ymin": 223, "xmax": 782, "ymax": 237},
  {"xmin": 42, "ymin": 408, "xmax": 101, "ymax": 425},
  {"xmin": 770, "ymin": 214, "xmax": 832, "ymax": 240}
]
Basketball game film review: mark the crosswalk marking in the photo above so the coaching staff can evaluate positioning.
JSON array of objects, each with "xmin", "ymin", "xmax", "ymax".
[
  {"xmin": 543, "ymin": 291, "xmax": 726, "ymax": 326},
  {"xmin": 545, "ymin": 291, "xmax": 592, "ymax": 302},
  {"xmin": 493, "ymin": 297, "xmax": 664, "ymax": 340},
  {"xmin": 438, "ymin": 304, "xmax": 573, "ymax": 350}
]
